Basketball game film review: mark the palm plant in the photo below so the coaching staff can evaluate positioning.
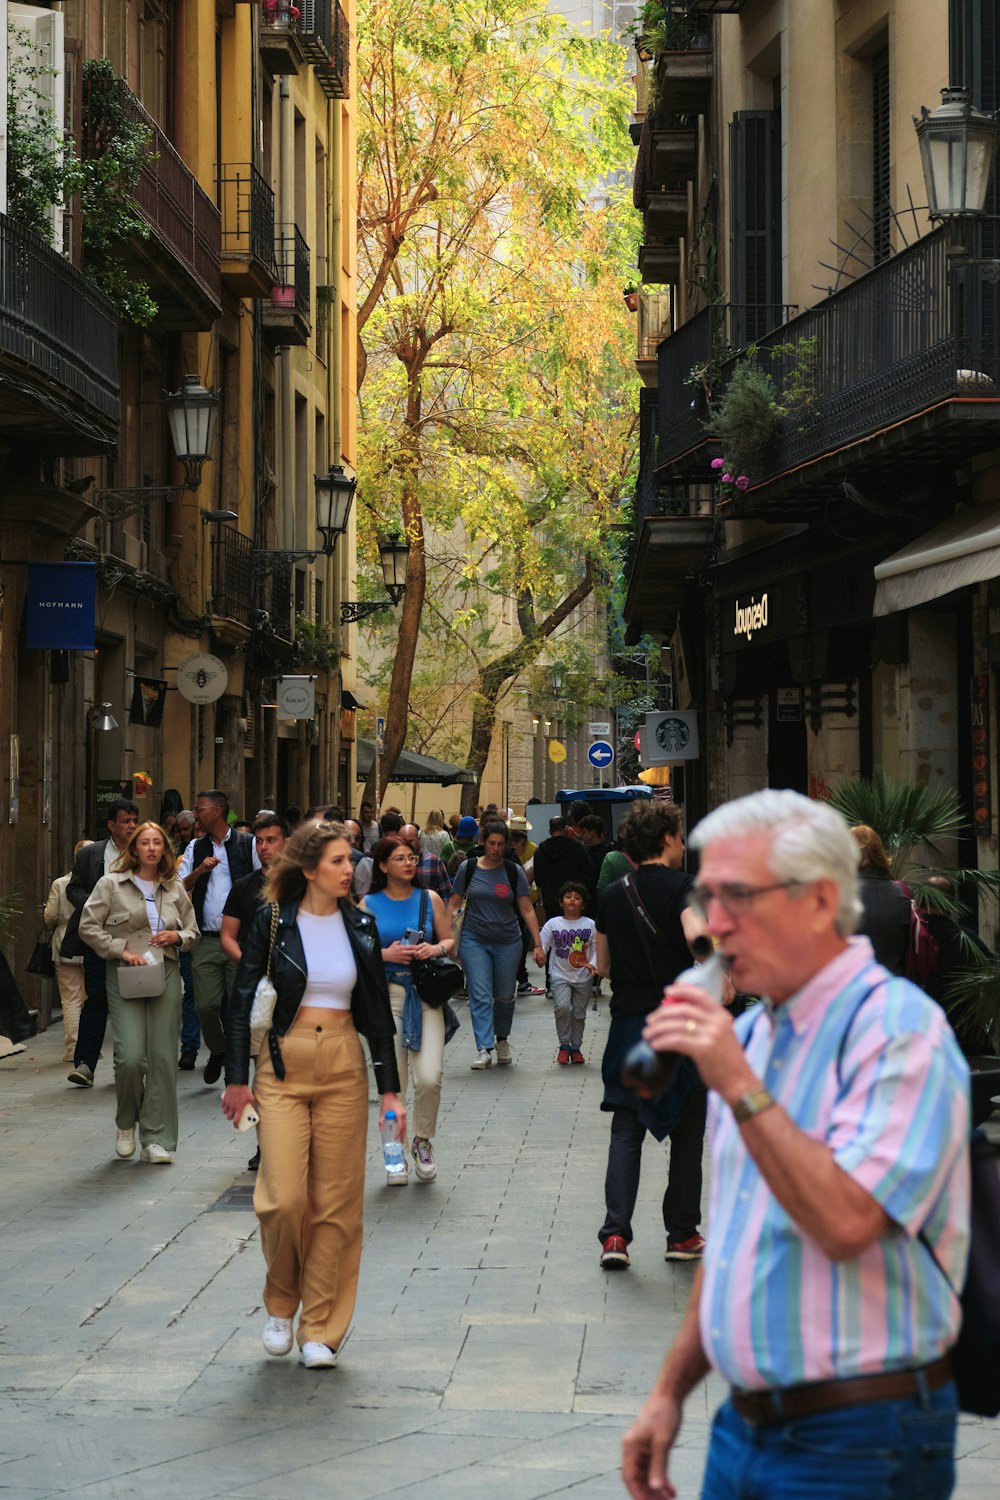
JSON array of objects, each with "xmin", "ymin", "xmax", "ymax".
[{"xmin": 827, "ymin": 771, "xmax": 1000, "ymax": 1047}]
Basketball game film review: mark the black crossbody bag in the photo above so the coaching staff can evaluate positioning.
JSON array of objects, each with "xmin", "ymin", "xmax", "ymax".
[{"xmin": 410, "ymin": 888, "xmax": 464, "ymax": 1009}]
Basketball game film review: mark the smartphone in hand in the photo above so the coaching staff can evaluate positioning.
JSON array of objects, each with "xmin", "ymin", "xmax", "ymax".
[{"xmin": 402, "ymin": 928, "xmax": 424, "ymax": 947}]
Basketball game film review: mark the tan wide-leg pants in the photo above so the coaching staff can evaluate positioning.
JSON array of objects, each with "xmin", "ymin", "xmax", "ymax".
[{"xmin": 252, "ymin": 1007, "xmax": 369, "ymax": 1351}]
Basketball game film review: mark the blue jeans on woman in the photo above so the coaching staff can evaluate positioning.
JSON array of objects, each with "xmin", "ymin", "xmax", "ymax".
[
  {"xmin": 700, "ymin": 1383, "xmax": 958, "ymax": 1500},
  {"xmin": 459, "ymin": 935, "xmax": 522, "ymax": 1051}
]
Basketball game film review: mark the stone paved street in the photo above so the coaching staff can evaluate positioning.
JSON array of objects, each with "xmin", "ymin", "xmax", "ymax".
[{"xmin": 2, "ymin": 980, "xmax": 998, "ymax": 1499}]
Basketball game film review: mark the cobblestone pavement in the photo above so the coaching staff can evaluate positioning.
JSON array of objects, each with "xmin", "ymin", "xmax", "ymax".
[{"xmin": 2, "ymin": 978, "xmax": 998, "ymax": 1499}]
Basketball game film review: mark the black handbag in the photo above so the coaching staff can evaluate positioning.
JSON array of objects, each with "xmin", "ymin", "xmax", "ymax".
[
  {"xmin": 25, "ymin": 923, "xmax": 56, "ymax": 979},
  {"xmin": 410, "ymin": 889, "xmax": 464, "ymax": 1009}
]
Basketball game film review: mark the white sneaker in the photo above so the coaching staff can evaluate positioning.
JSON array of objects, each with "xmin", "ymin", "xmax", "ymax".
[
  {"xmin": 470, "ymin": 1048, "xmax": 493, "ymax": 1070},
  {"xmin": 495, "ymin": 1038, "xmax": 512, "ymax": 1067},
  {"xmin": 115, "ymin": 1127, "xmax": 136, "ymax": 1159},
  {"xmin": 140, "ymin": 1143, "xmax": 172, "ymax": 1164},
  {"xmin": 300, "ymin": 1341, "xmax": 338, "ymax": 1368},
  {"xmin": 262, "ymin": 1315, "xmax": 294, "ymax": 1357},
  {"xmin": 412, "ymin": 1137, "xmax": 436, "ymax": 1182}
]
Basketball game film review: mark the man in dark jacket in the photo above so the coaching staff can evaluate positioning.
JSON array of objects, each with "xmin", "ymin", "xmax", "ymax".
[
  {"xmin": 533, "ymin": 817, "xmax": 596, "ymax": 920},
  {"xmin": 64, "ymin": 798, "xmax": 139, "ymax": 1087},
  {"xmin": 178, "ymin": 790, "xmax": 257, "ymax": 1085}
]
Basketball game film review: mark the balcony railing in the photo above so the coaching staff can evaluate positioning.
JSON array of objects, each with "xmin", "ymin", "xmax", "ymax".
[
  {"xmin": 81, "ymin": 71, "xmax": 221, "ymax": 329},
  {"xmin": 300, "ymin": 0, "xmax": 350, "ymax": 99},
  {"xmin": 0, "ymin": 212, "xmax": 119, "ymax": 453},
  {"xmin": 219, "ymin": 163, "xmax": 277, "ymax": 292},
  {"xmin": 210, "ymin": 525, "xmax": 255, "ymax": 627},
  {"xmin": 716, "ymin": 225, "xmax": 1000, "ymax": 501},
  {"xmin": 657, "ymin": 303, "xmax": 799, "ymax": 473},
  {"xmin": 276, "ymin": 225, "xmax": 311, "ymax": 320}
]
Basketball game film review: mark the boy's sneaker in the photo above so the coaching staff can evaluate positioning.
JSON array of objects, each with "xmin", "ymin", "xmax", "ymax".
[
  {"xmin": 412, "ymin": 1136, "xmax": 436, "ymax": 1182},
  {"xmin": 600, "ymin": 1235, "xmax": 630, "ymax": 1269},
  {"xmin": 665, "ymin": 1234, "xmax": 705, "ymax": 1262},
  {"xmin": 517, "ymin": 982, "xmax": 545, "ymax": 996},
  {"xmin": 495, "ymin": 1039, "xmax": 512, "ymax": 1066},
  {"xmin": 557, "ymin": 1045, "xmax": 571, "ymax": 1066},
  {"xmin": 570, "ymin": 1049, "xmax": 585, "ymax": 1065}
]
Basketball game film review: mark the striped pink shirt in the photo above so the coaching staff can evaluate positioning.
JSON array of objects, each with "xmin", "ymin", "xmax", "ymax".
[{"xmin": 700, "ymin": 937, "xmax": 970, "ymax": 1390}]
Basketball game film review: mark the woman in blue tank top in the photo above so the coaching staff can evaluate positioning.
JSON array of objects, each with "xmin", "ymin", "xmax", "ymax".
[{"xmin": 362, "ymin": 834, "xmax": 454, "ymax": 1183}]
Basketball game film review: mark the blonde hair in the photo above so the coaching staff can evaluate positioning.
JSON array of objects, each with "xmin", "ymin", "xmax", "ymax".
[
  {"xmin": 850, "ymin": 823, "xmax": 893, "ymax": 875},
  {"xmin": 73, "ymin": 838, "xmax": 93, "ymax": 858},
  {"xmin": 113, "ymin": 822, "xmax": 178, "ymax": 882},
  {"xmin": 424, "ymin": 808, "xmax": 446, "ymax": 833},
  {"xmin": 264, "ymin": 821, "xmax": 354, "ymax": 906}
]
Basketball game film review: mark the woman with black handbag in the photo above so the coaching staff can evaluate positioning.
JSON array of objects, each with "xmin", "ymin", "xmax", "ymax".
[
  {"xmin": 362, "ymin": 834, "xmax": 455, "ymax": 1184},
  {"xmin": 221, "ymin": 821, "xmax": 404, "ymax": 1369},
  {"xmin": 79, "ymin": 822, "xmax": 198, "ymax": 1164}
]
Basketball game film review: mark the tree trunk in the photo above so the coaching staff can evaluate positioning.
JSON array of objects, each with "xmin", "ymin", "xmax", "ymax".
[{"xmin": 459, "ymin": 562, "xmax": 595, "ymax": 814}]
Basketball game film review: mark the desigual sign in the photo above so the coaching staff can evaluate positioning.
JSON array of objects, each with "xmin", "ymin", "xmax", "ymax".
[{"xmin": 733, "ymin": 593, "xmax": 769, "ymax": 642}]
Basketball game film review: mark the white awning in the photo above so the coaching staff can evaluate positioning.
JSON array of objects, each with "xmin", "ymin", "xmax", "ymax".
[{"xmin": 873, "ymin": 507, "xmax": 1000, "ymax": 616}]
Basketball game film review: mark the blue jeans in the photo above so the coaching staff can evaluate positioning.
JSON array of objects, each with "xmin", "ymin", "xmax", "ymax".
[
  {"xmin": 701, "ymin": 1385, "xmax": 958, "ymax": 1500},
  {"xmin": 459, "ymin": 935, "xmax": 522, "ymax": 1051},
  {"xmin": 179, "ymin": 950, "xmax": 200, "ymax": 1053}
]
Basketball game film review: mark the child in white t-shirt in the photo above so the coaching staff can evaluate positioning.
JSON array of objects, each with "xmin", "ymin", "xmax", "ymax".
[{"xmin": 539, "ymin": 882, "xmax": 597, "ymax": 1065}]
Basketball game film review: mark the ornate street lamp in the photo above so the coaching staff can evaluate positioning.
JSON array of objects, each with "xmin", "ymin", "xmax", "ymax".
[
  {"xmin": 164, "ymin": 375, "xmax": 220, "ymax": 490},
  {"xmin": 341, "ymin": 531, "xmax": 410, "ymax": 623},
  {"xmin": 915, "ymin": 88, "xmax": 1000, "ymax": 221},
  {"xmin": 314, "ymin": 464, "xmax": 357, "ymax": 554}
]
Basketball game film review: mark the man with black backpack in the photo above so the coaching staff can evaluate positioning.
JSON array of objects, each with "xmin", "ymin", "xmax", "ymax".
[{"xmin": 179, "ymin": 790, "xmax": 258, "ymax": 1084}]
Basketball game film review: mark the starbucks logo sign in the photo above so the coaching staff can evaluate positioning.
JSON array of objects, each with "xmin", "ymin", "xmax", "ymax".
[{"xmin": 655, "ymin": 716, "xmax": 691, "ymax": 754}]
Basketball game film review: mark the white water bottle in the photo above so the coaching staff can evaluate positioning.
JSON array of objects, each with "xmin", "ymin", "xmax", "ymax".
[{"xmin": 381, "ymin": 1110, "xmax": 407, "ymax": 1184}]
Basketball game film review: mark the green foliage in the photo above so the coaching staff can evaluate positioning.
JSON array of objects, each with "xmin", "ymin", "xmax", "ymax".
[
  {"xmin": 79, "ymin": 59, "xmax": 158, "ymax": 326},
  {"xmin": 708, "ymin": 358, "xmax": 783, "ymax": 482},
  {"xmin": 293, "ymin": 615, "xmax": 340, "ymax": 673},
  {"xmin": 770, "ymin": 334, "xmax": 820, "ymax": 419},
  {"xmin": 4, "ymin": 24, "xmax": 83, "ymax": 242}
]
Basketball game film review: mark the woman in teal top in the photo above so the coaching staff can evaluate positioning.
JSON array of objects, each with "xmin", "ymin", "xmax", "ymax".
[{"xmin": 362, "ymin": 834, "xmax": 454, "ymax": 1183}]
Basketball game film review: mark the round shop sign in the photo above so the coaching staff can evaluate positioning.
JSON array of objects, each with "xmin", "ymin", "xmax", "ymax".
[
  {"xmin": 547, "ymin": 739, "xmax": 568, "ymax": 764},
  {"xmin": 176, "ymin": 652, "xmax": 229, "ymax": 704},
  {"xmin": 654, "ymin": 715, "xmax": 692, "ymax": 755}
]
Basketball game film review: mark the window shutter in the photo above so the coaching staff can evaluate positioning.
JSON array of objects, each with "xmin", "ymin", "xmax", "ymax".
[
  {"xmin": 730, "ymin": 111, "xmax": 777, "ymax": 347},
  {"xmin": 871, "ymin": 46, "xmax": 891, "ymax": 264},
  {"xmin": 7, "ymin": 4, "xmax": 66, "ymax": 250}
]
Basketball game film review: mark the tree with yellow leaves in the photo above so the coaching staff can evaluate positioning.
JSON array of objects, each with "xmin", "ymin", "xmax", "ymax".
[{"xmin": 356, "ymin": 0, "xmax": 639, "ymax": 804}]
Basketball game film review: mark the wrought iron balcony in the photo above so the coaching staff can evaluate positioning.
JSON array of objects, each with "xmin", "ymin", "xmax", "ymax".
[
  {"xmin": 0, "ymin": 212, "xmax": 119, "ymax": 456},
  {"xmin": 655, "ymin": 303, "xmax": 799, "ymax": 478},
  {"xmin": 219, "ymin": 163, "xmax": 278, "ymax": 297},
  {"xmin": 713, "ymin": 225, "xmax": 1000, "ymax": 517},
  {"xmin": 262, "ymin": 225, "xmax": 312, "ymax": 345},
  {"xmin": 300, "ymin": 0, "xmax": 350, "ymax": 99},
  {"xmin": 81, "ymin": 71, "xmax": 221, "ymax": 331},
  {"xmin": 210, "ymin": 524, "xmax": 255, "ymax": 628},
  {"xmin": 260, "ymin": 2, "xmax": 307, "ymax": 74}
]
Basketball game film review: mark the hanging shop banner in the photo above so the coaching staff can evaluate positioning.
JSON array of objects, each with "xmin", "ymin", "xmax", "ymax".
[
  {"xmin": 24, "ymin": 563, "xmax": 96, "ymax": 650},
  {"xmin": 971, "ymin": 674, "xmax": 991, "ymax": 834},
  {"xmin": 129, "ymin": 677, "xmax": 168, "ymax": 728},
  {"xmin": 277, "ymin": 676, "xmax": 316, "ymax": 719},
  {"xmin": 640, "ymin": 711, "xmax": 700, "ymax": 763},
  {"xmin": 176, "ymin": 653, "xmax": 228, "ymax": 704}
]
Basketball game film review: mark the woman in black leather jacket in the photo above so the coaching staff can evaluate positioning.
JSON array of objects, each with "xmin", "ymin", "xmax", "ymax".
[{"xmin": 221, "ymin": 821, "xmax": 403, "ymax": 1369}]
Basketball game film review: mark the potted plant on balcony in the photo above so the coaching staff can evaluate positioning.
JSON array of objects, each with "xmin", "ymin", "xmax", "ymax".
[
  {"xmin": 623, "ymin": 283, "xmax": 640, "ymax": 312},
  {"xmin": 263, "ymin": 0, "xmax": 300, "ymax": 27},
  {"xmin": 293, "ymin": 615, "xmax": 339, "ymax": 674}
]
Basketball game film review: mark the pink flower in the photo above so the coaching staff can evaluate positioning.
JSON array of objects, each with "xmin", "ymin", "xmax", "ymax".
[
  {"xmin": 710, "ymin": 457, "xmax": 725, "ymax": 470},
  {"xmin": 722, "ymin": 473, "xmax": 733, "ymax": 485},
  {"xmin": 735, "ymin": 475, "xmax": 750, "ymax": 492}
]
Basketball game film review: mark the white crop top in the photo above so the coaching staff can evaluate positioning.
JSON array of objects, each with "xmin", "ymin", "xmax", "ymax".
[{"xmin": 296, "ymin": 908, "xmax": 357, "ymax": 1010}]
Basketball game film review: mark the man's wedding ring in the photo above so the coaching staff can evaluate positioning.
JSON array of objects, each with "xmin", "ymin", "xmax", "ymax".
[{"xmin": 685, "ymin": 1019, "xmax": 697, "ymax": 1034}]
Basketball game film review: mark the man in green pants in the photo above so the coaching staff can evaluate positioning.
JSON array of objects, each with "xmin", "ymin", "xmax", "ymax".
[{"xmin": 178, "ymin": 791, "xmax": 257, "ymax": 1084}]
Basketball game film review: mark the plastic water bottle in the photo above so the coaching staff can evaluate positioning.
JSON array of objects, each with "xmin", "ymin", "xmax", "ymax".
[
  {"xmin": 381, "ymin": 1110, "xmax": 407, "ymax": 1184},
  {"xmin": 621, "ymin": 937, "xmax": 726, "ymax": 1099}
]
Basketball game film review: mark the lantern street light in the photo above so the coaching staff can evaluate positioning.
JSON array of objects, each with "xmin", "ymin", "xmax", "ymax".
[
  {"xmin": 165, "ymin": 375, "xmax": 220, "ymax": 490},
  {"xmin": 915, "ymin": 87, "xmax": 1000, "ymax": 224},
  {"xmin": 341, "ymin": 532, "xmax": 411, "ymax": 624},
  {"xmin": 254, "ymin": 464, "xmax": 358, "ymax": 569}
]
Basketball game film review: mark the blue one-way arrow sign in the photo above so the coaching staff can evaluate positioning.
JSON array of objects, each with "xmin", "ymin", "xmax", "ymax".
[{"xmin": 588, "ymin": 740, "xmax": 615, "ymax": 768}]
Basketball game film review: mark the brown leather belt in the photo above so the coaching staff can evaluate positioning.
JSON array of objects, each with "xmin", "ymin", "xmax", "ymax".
[{"xmin": 731, "ymin": 1354, "xmax": 953, "ymax": 1427}]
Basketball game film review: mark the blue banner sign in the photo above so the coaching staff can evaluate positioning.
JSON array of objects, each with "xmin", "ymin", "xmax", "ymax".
[{"xmin": 25, "ymin": 563, "xmax": 96, "ymax": 651}]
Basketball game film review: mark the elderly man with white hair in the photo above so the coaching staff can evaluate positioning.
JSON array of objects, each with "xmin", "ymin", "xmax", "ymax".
[{"xmin": 622, "ymin": 789, "xmax": 970, "ymax": 1500}]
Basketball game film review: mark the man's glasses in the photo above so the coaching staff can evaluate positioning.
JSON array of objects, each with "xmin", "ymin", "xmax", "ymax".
[{"xmin": 688, "ymin": 880, "xmax": 804, "ymax": 919}]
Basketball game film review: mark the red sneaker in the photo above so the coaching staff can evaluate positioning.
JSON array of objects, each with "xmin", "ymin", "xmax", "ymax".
[
  {"xmin": 570, "ymin": 1048, "xmax": 585, "ymax": 1065},
  {"xmin": 557, "ymin": 1045, "xmax": 571, "ymax": 1066},
  {"xmin": 600, "ymin": 1235, "xmax": 630, "ymax": 1269},
  {"xmin": 665, "ymin": 1234, "xmax": 705, "ymax": 1262}
]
